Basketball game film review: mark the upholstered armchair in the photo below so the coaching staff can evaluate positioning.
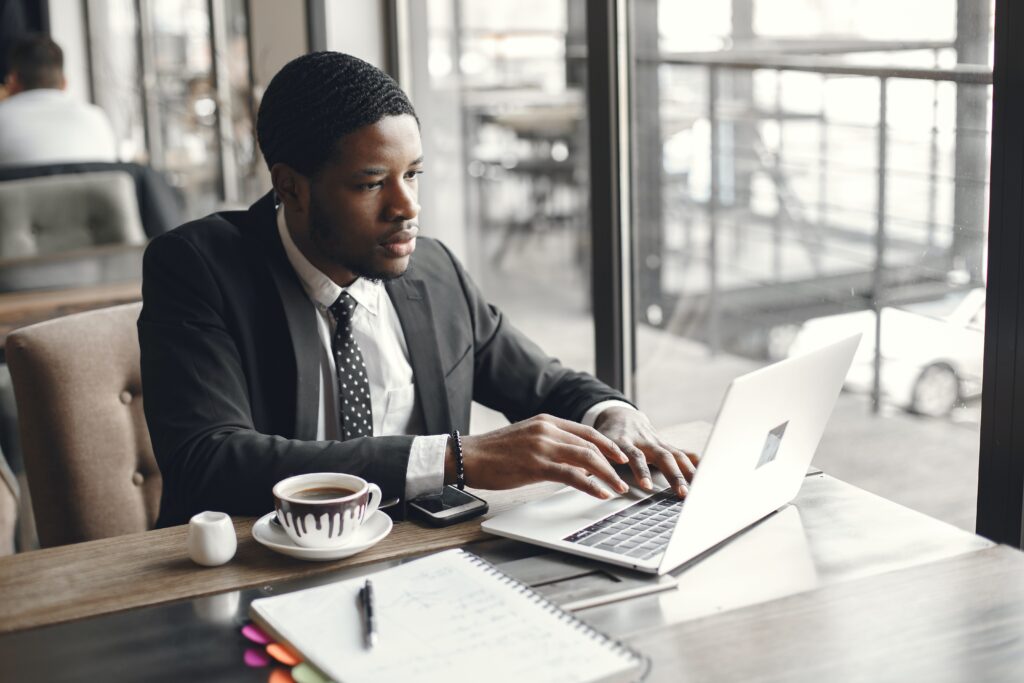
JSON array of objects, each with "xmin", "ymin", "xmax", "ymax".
[
  {"xmin": 6, "ymin": 303, "xmax": 160, "ymax": 547},
  {"xmin": 0, "ymin": 171, "xmax": 146, "ymax": 260}
]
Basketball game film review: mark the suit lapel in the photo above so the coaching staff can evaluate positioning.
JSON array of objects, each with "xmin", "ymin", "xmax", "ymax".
[
  {"xmin": 386, "ymin": 276, "xmax": 452, "ymax": 435},
  {"xmin": 248, "ymin": 192, "xmax": 320, "ymax": 440}
]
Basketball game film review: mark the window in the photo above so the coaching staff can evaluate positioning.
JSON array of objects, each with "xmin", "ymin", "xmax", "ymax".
[
  {"xmin": 400, "ymin": 0, "xmax": 594, "ymax": 430},
  {"xmin": 86, "ymin": 0, "xmax": 261, "ymax": 214},
  {"xmin": 628, "ymin": 0, "xmax": 993, "ymax": 531}
]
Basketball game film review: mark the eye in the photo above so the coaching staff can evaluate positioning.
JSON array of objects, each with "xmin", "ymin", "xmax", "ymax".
[
  {"xmin": 357, "ymin": 181, "xmax": 384, "ymax": 191},
  {"xmin": 405, "ymin": 170, "xmax": 424, "ymax": 180}
]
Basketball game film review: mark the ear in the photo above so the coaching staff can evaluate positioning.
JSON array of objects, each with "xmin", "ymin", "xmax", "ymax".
[
  {"xmin": 270, "ymin": 163, "xmax": 311, "ymax": 215},
  {"xmin": 4, "ymin": 72, "xmax": 22, "ymax": 95}
]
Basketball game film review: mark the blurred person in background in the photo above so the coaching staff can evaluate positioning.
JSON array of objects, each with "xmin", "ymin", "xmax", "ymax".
[{"xmin": 0, "ymin": 33, "xmax": 117, "ymax": 166}]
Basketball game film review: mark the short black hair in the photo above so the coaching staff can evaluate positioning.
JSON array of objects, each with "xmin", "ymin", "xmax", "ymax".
[
  {"xmin": 8, "ymin": 33, "xmax": 63, "ymax": 90},
  {"xmin": 256, "ymin": 51, "xmax": 417, "ymax": 176}
]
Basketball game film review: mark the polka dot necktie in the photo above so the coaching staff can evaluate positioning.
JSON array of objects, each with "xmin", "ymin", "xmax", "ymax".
[{"xmin": 329, "ymin": 291, "xmax": 373, "ymax": 440}]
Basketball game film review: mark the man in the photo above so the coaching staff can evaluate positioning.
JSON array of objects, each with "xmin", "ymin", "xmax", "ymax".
[
  {"xmin": 0, "ymin": 34, "xmax": 117, "ymax": 166},
  {"xmin": 140, "ymin": 52, "xmax": 695, "ymax": 527}
]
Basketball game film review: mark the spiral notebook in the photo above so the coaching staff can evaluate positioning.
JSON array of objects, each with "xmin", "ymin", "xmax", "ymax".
[{"xmin": 249, "ymin": 548, "xmax": 647, "ymax": 683}]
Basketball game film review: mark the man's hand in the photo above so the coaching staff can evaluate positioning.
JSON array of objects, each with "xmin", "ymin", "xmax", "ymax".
[
  {"xmin": 448, "ymin": 414, "xmax": 631, "ymax": 500},
  {"xmin": 594, "ymin": 407, "xmax": 698, "ymax": 497}
]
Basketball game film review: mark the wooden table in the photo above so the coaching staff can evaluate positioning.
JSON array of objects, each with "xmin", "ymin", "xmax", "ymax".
[
  {"xmin": 0, "ymin": 243, "xmax": 145, "ymax": 357},
  {"xmin": 0, "ymin": 474, "xmax": 1019, "ymax": 681},
  {"xmin": 631, "ymin": 545, "xmax": 1024, "ymax": 682},
  {"xmin": 0, "ymin": 280, "xmax": 141, "ymax": 359},
  {"xmin": 0, "ymin": 483, "xmax": 559, "ymax": 634}
]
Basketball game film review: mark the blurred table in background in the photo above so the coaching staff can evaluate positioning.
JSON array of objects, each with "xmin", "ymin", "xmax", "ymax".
[{"xmin": 0, "ymin": 279, "xmax": 141, "ymax": 361}]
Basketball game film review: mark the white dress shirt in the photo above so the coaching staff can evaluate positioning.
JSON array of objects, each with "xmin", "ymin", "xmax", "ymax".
[
  {"xmin": 276, "ymin": 206, "xmax": 633, "ymax": 500},
  {"xmin": 0, "ymin": 89, "xmax": 118, "ymax": 167}
]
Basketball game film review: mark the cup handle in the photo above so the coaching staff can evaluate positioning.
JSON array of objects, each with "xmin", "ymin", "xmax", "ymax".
[{"xmin": 365, "ymin": 483, "xmax": 382, "ymax": 518}]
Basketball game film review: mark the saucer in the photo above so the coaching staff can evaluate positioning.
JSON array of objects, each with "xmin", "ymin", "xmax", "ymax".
[{"xmin": 252, "ymin": 510, "xmax": 392, "ymax": 562}]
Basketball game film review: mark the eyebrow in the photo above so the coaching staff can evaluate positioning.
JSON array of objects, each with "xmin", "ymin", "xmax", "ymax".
[{"xmin": 353, "ymin": 156, "xmax": 425, "ymax": 178}]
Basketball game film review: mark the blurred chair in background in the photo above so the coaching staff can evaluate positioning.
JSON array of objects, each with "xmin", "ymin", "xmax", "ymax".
[
  {"xmin": 0, "ymin": 161, "xmax": 183, "ymax": 239},
  {"xmin": 0, "ymin": 444, "xmax": 17, "ymax": 555},
  {"xmin": 6, "ymin": 303, "xmax": 160, "ymax": 547},
  {"xmin": 0, "ymin": 171, "xmax": 145, "ymax": 259},
  {"xmin": 0, "ymin": 170, "xmax": 146, "ymax": 292}
]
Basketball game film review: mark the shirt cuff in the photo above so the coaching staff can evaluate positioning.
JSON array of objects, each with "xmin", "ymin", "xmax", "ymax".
[
  {"xmin": 581, "ymin": 400, "xmax": 637, "ymax": 428},
  {"xmin": 405, "ymin": 434, "xmax": 449, "ymax": 500}
]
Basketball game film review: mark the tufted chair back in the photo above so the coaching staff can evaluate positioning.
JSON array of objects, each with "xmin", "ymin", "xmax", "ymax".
[
  {"xmin": 6, "ymin": 303, "xmax": 159, "ymax": 547},
  {"xmin": 0, "ymin": 448, "xmax": 16, "ymax": 555},
  {"xmin": 0, "ymin": 172, "xmax": 146, "ymax": 259}
]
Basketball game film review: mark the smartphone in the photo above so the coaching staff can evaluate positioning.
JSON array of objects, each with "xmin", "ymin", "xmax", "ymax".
[{"xmin": 408, "ymin": 486, "xmax": 489, "ymax": 527}]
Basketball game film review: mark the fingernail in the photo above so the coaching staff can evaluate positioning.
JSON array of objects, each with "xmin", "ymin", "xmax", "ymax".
[
  {"xmin": 616, "ymin": 480, "xmax": 628, "ymax": 493},
  {"xmin": 642, "ymin": 477, "xmax": 653, "ymax": 490},
  {"xmin": 600, "ymin": 489, "xmax": 612, "ymax": 499},
  {"xmin": 678, "ymin": 484, "xmax": 689, "ymax": 496}
]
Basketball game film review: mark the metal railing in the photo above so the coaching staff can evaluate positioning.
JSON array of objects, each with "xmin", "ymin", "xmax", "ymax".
[{"xmin": 655, "ymin": 48, "xmax": 992, "ymax": 412}]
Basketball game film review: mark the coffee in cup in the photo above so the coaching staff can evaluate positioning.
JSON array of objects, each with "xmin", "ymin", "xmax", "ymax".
[{"xmin": 272, "ymin": 473, "xmax": 382, "ymax": 549}]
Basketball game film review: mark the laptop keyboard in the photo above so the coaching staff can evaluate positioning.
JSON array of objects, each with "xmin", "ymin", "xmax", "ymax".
[{"xmin": 563, "ymin": 488, "xmax": 683, "ymax": 560}]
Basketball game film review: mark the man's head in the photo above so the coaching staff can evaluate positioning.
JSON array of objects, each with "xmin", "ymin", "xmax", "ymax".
[
  {"xmin": 5, "ymin": 34, "xmax": 65, "ymax": 95},
  {"xmin": 257, "ymin": 51, "xmax": 423, "ymax": 286}
]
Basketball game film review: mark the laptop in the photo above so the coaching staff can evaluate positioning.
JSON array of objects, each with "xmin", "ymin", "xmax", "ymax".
[{"xmin": 481, "ymin": 334, "xmax": 861, "ymax": 575}]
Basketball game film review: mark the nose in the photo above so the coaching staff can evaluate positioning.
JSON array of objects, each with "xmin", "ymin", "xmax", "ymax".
[{"xmin": 384, "ymin": 179, "xmax": 420, "ymax": 222}]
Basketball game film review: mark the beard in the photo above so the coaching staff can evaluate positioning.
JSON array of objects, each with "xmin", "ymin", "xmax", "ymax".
[{"xmin": 307, "ymin": 196, "xmax": 406, "ymax": 283}]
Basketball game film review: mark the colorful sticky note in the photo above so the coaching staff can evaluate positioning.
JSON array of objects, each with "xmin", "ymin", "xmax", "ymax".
[
  {"xmin": 291, "ymin": 663, "xmax": 329, "ymax": 683},
  {"xmin": 266, "ymin": 642, "xmax": 301, "ymax": 667},
  {"xmin": 244, "ymin": 648, "xmax": 272, "ymax": 668},
  {"xmin": 242, "ymin": 623, "xmax": 273, "ymax": 645},
  {"xmin": 268, "ymin": 668, "xmax": 296, "ymax": 683}
]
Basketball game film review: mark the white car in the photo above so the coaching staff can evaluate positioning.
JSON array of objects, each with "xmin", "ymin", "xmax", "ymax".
[{"xmin": 785, "ymin": 288, "xmax": 985, "ymax": 417}]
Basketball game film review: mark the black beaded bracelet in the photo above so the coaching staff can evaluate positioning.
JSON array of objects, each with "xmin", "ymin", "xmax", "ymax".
[{"xmin": 450, "ymin": 429, "xmax": 466, "ymax": 490}]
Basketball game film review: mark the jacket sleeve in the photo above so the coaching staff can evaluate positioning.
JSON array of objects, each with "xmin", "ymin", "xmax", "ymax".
[
  {"xmin": 436, "ymin": 242, "xmax": 633, "ymax": 424},
  {"xmin": 138, "ymin": 232, "xmax": 413, "ymax": 526}
]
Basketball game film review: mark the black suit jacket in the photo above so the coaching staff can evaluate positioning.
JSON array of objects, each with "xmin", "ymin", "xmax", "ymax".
[{"xmin": 139, "ymin": 191, "xmax": 628, "ymax": 526}]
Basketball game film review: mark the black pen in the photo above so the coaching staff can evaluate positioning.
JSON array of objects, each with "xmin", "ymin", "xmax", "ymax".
[{"xmin": 360, "ymin": 579, "xmax": 378, "ymax": 648}]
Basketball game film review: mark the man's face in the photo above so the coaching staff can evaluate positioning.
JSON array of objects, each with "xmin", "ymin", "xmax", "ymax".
[{"xmin": 305, "ymin": 114, "xmax": 423, "ymax": 283}]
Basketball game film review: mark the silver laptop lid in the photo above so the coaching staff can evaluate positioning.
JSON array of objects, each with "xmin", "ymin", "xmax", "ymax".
[{"xmin": 656, "ymin": 333, "xmax": 861, "ymax": 573}]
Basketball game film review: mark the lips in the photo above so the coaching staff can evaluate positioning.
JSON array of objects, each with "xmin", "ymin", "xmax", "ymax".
[{"xmin": 380, "ymin": 226, "xmax": 418, "ymax": 258}]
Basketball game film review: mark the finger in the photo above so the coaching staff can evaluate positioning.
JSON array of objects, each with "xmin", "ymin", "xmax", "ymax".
[
  {"xmin": 543, "ymin": 462, "xmax": 613, "ymax": 500},
  {"xmin": 545, "ymin": 438, "xmax": 628, "ymax": 494},
  {"xmin": 621, "ymin": 444, "xmax": 653, "ymax": 490},
  {"xmin": 648, "ymin": 446, "xmax": 689, "ymax": 497},
  {"xmin": 657, "ymin": 439, "xmax": 697, "ymax": 481},
  {"xmin": 545, "ymin": 415, "xmax": 629, "ymax": 465}
]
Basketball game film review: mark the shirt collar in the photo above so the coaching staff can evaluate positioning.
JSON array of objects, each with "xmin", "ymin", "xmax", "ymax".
[{"xmin": 276, "ymin": 204, "xmax": 380, "ymax": 316}]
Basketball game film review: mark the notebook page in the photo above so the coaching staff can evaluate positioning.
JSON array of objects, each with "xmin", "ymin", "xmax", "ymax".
[{"xmin": 250, "ymin": 549, "xmax": 641, "ymax": 683}]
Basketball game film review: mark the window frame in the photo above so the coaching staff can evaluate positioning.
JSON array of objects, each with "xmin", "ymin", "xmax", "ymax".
[{"xmin": 976, "ymin": 0, "xmax": 1024, "ymax": 547}]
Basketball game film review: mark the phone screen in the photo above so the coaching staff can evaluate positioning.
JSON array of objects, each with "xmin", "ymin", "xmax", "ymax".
[{"xmin": 414, "ymin": 487, "xmax": 481, "ymax": 513}]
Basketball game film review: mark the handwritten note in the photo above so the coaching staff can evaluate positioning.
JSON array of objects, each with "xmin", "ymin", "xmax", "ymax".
[{"xmin": 250, "ymin": 549, "xmax": 642, "ymax": 683}]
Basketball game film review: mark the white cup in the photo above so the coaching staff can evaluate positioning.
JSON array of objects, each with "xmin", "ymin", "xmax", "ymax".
[
  {"xmin": 187, "ymin": 511, "xmax": 237, "ymax": 566},
  {"xmin": 272, "ymin": 473, "xmax": 382, "ymax": 549}
]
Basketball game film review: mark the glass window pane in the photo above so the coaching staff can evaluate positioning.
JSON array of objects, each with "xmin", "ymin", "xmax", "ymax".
[
  {"xmin": 402, "ymin": 0, "xmax": 593, "ymax": 431},
  {"xmin": 143, "ymin": 0, "xmax": 220, "ymax": 216},
  {"xmin": 631, "ymin": 0, "xmax": 992, "ymax": 531},
  {"xmin": 88, "ymin": 1, "xmax": 260, "ymax": 212},
  {"xmin": 86, "ymin": 0, "xmax": 146, "ymax": 162}
]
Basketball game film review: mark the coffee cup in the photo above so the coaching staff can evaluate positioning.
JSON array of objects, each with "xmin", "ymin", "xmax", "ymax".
[{"xmin": 272, "ymin": 473, "xmax": 382, "ymax": 549}]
